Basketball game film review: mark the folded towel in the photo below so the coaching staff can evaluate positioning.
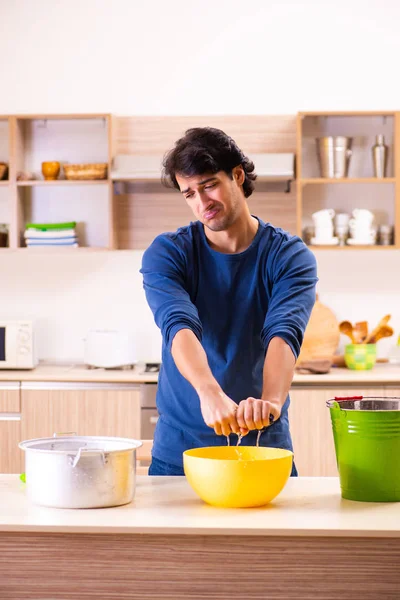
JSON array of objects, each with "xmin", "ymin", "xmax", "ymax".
[
  {"xmin": 26, "ymin": 240, "xmax": 79, "ymax": 247},
  {"xmin": 25, "ymin": 235, "xmax": 77, "ymax": 243},
  {"xmin": 24, "ymin": 229, "xmax": 77, "ymax": 239},
  {"xmin": 25, "ymin": 221, "xmax": 77, "ymax": 231}
]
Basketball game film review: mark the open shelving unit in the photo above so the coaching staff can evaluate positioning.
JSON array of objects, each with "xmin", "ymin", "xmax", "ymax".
[
  {"xmin": 0, "ymin": 113, "xmax": 113, "ymax": 250},
  {"xmin": 0, "ymin": 116, "xmax": 11, "ymax": 248},
  {"xmin": 297, "ymin": 111, "xmax": 400, "ymax": 250},
  {"xmin": 1, "ymin": 110, "xmax": 400, "ymax": 252}
]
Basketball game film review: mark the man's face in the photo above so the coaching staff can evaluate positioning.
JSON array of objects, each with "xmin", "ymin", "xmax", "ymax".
[{"xmin": 176, "ymin": 167, "xmax": 245, "ymax": 232}]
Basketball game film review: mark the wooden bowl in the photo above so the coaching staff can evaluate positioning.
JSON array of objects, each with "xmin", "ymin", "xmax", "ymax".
[
  {"xmin": 42, "ymin": 161, "xmax": 60, "ymax": 180},
  {"xmin": 0, "ymin": 163, "xmax": 9, "ymax": 180}
]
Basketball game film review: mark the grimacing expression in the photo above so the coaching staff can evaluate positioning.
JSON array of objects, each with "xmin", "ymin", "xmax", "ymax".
[{"xmin": 176, "ymin": 168, "xmax": 245, "ymax": 232}]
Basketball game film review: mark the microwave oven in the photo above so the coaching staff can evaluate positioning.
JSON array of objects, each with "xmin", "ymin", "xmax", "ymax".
[{"xmin": 0, "ymin": 320, "xmax": 38, "ymax": 369}]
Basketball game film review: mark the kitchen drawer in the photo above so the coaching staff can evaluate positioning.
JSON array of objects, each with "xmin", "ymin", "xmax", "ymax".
[
  {"xmin": 0, "ymin": 383, "xmax": 20, "ymax": 412},
  {"xmin": 141, "ymin": 408, "xmax": 159, "ymax": 439},
  {"xmin": 21, "ymin": 383, "xmax": 141, "ymax": 441}
]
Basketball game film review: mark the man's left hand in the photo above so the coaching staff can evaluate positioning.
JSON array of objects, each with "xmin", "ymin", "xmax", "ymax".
[{"xmin": 236, "ymin": 397, "xmax": 282, "ymax": 432}]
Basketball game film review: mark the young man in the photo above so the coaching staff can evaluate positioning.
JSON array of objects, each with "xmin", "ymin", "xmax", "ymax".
[{"xmin": 140, "ymin": 127, "xmax": 318, "ymax": 476}]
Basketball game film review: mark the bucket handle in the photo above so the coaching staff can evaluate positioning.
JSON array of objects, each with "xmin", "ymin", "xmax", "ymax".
[
  {"xmin": 326, "ymin": 399, "xmax": 347, "ymax": 422},
  {"xmin": 326, "ymin": 395, "xmax": 363, "ymax": 409}
]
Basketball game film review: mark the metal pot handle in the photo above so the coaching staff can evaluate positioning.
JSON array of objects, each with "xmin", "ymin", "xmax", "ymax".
[{"xmin": 71, "ymin": 447, "xmax": 106, "ymax": 468}]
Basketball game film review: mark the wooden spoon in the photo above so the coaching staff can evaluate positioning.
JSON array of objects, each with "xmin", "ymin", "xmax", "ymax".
[
  {"xmin": 339, "ymin": 321, "xmax": 355, "ymax": 343},
  {"xmin": 353, "ymin": 321, "xmax": 368, "ymax": 344},
  {"xmin": 365, "ymin": 315, "xmax": 392, "ymax": 344},
  {"xmin": 368, "ymin": 325, "xmax": 394, "ymax": 344}
]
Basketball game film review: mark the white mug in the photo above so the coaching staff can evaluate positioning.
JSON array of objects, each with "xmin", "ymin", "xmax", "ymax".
[
  {"xmin": 352, "ymin": 209, "xmax": 374, "ymax": 224},
  {"xmin": 315, "ymin": 223, "xmax": 334, "ymax": 235},
  {"xmin": 312, "ymin": 209, "xmax": 335, "ymax": 223},
  {"xmin": 349, "ymin": 218, "xmax": 371, "ymax": 229},
  {"xmin": 314, "ymin": 227, "xmax": 335, "ymax": 243},
  {"xmin": 350, "ymin": 229, "xmax": 375, "ymax": 243}
]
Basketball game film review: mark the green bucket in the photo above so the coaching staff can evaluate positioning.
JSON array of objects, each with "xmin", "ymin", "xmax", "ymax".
[{"xmin": 327, "ymin": 396, "xmax": 400, "ymax": 502}]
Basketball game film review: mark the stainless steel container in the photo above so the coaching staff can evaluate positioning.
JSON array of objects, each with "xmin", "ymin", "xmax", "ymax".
[
  {"xmin": 378, "ymin": 224, "xmax": 393, "ymax": 245},
  {"xmin": 0, "ymin": 223, "xmax": 8, "ymax": 247},
  {"xmin": 316, "ymin": 136, "xmax": 353, "ymax": 178},
  {"xmin": 19, "ymin": 434, "xmax": 142, "ymax": 509},
  {"xmin": 372, "ymin": 134, "xmax": 388, "ymax": 178}
]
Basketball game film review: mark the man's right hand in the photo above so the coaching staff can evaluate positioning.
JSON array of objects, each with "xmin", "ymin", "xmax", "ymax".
[{"xmin": 197, "ymin": 384, "xmax": 248, "ymax": 436}]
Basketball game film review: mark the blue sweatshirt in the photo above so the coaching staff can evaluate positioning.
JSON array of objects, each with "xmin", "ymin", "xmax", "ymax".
[{"xmin": 140, "ymin": 218, "xmax": 318, "ymax": 467}]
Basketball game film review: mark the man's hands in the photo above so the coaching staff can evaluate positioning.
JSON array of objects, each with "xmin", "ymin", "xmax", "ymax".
[
  {"xmin": 236, "ymin": 397, "xmax": 282, "ymax": 432},
  {"xmin": 198, "ymin": 384, "xmax": 248, "ymax": 436},
  {"xmin": 198, "ymin": 384, "xmax": 282, "ymax": 437}
]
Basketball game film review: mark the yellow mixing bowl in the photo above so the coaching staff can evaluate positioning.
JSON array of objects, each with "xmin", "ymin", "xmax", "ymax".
[{"xmin": 183, "ymin": 446, "xmax": 293, "ymax": 508}]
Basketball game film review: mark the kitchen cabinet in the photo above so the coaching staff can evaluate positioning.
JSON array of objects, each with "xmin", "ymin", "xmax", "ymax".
[
  {"xmin": 384, "ymin": 387, "xmax": 400, "ymax": 397},
  {"xmin": 0, "ymin": 382, "xmax": 22, "ymax": 473},
  {"xmin": 297, "ymin": 111, "xmax": 399, "ymax": 249},
  {"xmin": 2, "ymin": 111, "xmax": 400, "ymax": 251},
  {"xmin": 289, "ymin": 386, "xmax": 385, "ymax": 476},
  {"xmin": 20, "ymin": 382, "xmax": 141, "ymax": 442},
  {"xmin": 2, "ymin": 114, "xmax": 113, "ymax": 250}
]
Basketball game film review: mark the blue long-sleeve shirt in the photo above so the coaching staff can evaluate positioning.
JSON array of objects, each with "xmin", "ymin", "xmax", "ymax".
[{"xmin": 140, "ymin": 217, "xmax": 318, "ymax": 467}]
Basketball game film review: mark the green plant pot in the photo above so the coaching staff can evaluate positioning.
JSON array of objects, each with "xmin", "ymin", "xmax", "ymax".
[{"xmin": 344, "ymin": 343, "xmax": 376, "ymax": 370}]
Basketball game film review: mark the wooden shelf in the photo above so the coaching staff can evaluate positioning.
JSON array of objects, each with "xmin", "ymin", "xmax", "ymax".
[
  {"xmin": 297, "ymin": 110, "xmax": 400, "ymax": 248},
  {"xmin": 15, "ymin": 113, "xmax": 110, "ymax": 121},
  {"xmin": 300, "ymin": 178, "xmax": 396, "ymax": 185},
  {"xmin": 299, "ymin": 111, "xmax": 396, "ymax": 117},
  {"xmin": 308, "ymin": 245, "xmax": 397, "ymax": 250},
  {"xmin": 17, "ymin": 180, "xmax": 110, "ymax": 187},
  {"xmin": 0, "ymin": 247, "xmax": 110, "ymax": 252},
  {"xmin": 0, "ymin": 181, "xmax": 9, "ymax": 186}
]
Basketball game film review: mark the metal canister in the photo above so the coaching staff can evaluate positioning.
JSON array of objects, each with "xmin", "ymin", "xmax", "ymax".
[
  {"xmin": 316, "ymin": 136, "xmax": 353, "ymax": 178},
  {"xmin": 372, "ymin": 134, "xmax": 388, "ymax": 178},
  {"xmin": 378, "ymin": 224, "xmax": 393, "ymax": 245},
  {"xmin": 0, "ymin": 223, "xmax": 8, "ymax": 247}
]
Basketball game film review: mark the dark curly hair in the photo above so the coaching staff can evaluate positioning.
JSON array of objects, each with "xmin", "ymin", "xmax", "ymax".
[{"xmin": 162, "ymin": 127, "xmax": 257, "ymax": 198}]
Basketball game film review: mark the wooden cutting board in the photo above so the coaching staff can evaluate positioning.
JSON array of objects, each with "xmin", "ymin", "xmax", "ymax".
[{"xmin": 297, "ymin": 296, "xmax": 340, "ymax": 364}]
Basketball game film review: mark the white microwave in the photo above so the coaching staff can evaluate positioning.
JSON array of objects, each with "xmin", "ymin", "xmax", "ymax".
[{"xmin": 0, "ymin": 320, "xmax": 38, "ymax": 370}]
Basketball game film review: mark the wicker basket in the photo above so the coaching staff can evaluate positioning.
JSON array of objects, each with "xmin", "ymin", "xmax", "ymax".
[
  {"xmin": 63, "ymin": 163, "xmax": 108, "ymax": 180},
  {"xmin": 0, "ymin": 163, "xmax": 9, "ymax": 180}
]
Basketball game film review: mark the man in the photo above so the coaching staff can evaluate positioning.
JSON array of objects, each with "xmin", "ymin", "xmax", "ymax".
[{"xmin": 140, "ymin": 127, "xmax": 318, "ymax": 476}]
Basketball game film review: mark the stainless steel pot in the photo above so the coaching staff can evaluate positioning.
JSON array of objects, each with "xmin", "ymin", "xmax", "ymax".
[{"xmin": 19, "ymin": 434, "xmax": 142, "ymax": 509}]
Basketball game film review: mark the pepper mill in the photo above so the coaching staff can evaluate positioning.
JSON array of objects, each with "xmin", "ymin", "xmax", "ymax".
[{"xmin": 372, "ymin": 134, "xmax": 388, "ymax": 178}]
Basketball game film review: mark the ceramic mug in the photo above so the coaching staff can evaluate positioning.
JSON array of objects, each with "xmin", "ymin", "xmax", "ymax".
[
  {"xmin": 315, "ymin": 228, "xmax": 334, "ymax": 239},
  {"xmin": 312, "ymin": 209, "xmax": 335, "ymax": 224},
  {"xmin": 352, "ymin": 209, "xmax": 374, "ymax": 224},
  {"xmin": 349, "ymin": 228, "xmax": 375, "ymax": 243}
]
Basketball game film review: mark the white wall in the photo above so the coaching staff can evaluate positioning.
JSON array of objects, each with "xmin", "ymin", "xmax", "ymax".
[
  {"xmin": 1, "ymin": 0, "xmax": 400, "ymax": 362},
  {"xmin": 3, "ymin": 0, "xmax": 400, "ymax": 115}
]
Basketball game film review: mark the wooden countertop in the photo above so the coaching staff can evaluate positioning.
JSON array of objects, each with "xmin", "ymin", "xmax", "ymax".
[
  {"xmin": 1, "ymin": 475, "xmax": 399, "ymax": 537},
  {"xmin": 0, "ymin": 363, "xmax": 158, "ymax": 384},
  {"xmin": 0, "ymin": 362, "xmax": 400, "ymax": 385}
]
